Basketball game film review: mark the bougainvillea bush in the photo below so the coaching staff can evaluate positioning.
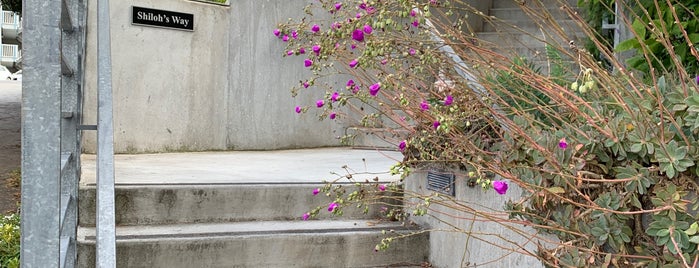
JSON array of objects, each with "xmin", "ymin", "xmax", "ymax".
[{"xmin": 277, "ymin": 0, "xmax": 699, "ymax": 266}]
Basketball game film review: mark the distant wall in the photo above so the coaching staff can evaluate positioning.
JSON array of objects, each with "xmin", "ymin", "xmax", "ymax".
[{"xmin": 82, "ymin": 0, "xmax": 343, "ymax": 153}]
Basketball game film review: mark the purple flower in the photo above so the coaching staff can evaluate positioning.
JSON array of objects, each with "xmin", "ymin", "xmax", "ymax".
[
  {"xmin": 304, "ymin": 59, "xmax": 313, "ymax": 67},
  {"xmin": 359, "ymin": 2, "xmax": 367, "ymax": 9},
  {"xmin": 331, "ymin": 92, "xmax": 340, "ymax": 102},
  {"xmin": 329, "ymin": 112, "xmax": 337, "ymax": 119},
  {"xmin": 492, "ymin": 180, "xmax": 508, "ymax": 195},
  {"xmin": 287, "ymin": 50, "xmax": 294, "ymax": 56},
  {"xmin": 316, "ymin": 100, "xmax": 324, "ymax": 108},
  {"xmin": 432, "ymin": 121, "xmax": 440, "ymax": 129},
  {"xmin": 356, "ymin": 13, "xmax": 362, "ymax": 18},
  {"xmin": 313, "ymin": 188, "xmax": 320, "ymax": 195},
  {"xmin": 298, "ymin": 47, "xmax": 306, "ymax": 54},
  {"xmin": 351, "ymin": 44, "xmax": 357, "ymax": 49},
  {"xmin": 295, "ymin": 106, "xmax": 302, "ymax": 113},
  {"xmin": 273, "ymin": 29, "xmax": 281, "ymax": 36},
  {"xmin": 312, "ymin": 45, "xmax": 321, "ymax": 55},
  {"xmin": 346, "ymin": 79, "xmax": 355, "ymax": 87},
  {"xmin": 378, "ymin": 184, "xmax": 386, "ymax": 191},
  {"xmin": 332, "ymin": 22, "xmax": 341, "ymax": 29},
  {"xmin": 366, "ymin": 6, "xmax": 376, "ymax": 14},
  {"xmin": 311, "ymin": 24, "xmax": 320, "ymax": 32},
  {"xmin": 282, "ymin": 35, "xmax": 289, "ymax": 42},
  {"xmin": 335, "ymin": 2, "xmax": 342, "ymax": 10},
  {"xmin": 420, "ymin": 100, "xmax": 430, "ymax": 110},
  {"xmin": 409, "ymin": 48, "xmax": 416, "ymax": 55},
  {"xmin": 352, "ymin": 29, "xmax": 365, "ymax": 42},
  {"xmin": 291, "ymin": 30, "xmax": 298, "ymax": 39},
  {"xmin": 444, "ymin": 95, "xmax": 453, "ymax": 106},
  {"xmin": 381, "ymin": 58, "xmax": 388, "ymax": 65},
  {"xmin": 352, "ymin": 85, "xmax": 360, "ymax": 94},
  {"xmin": 559, "ymin": 138, "xmax": 568, "ymax": 149},
  {"xmin": 369, "ymin": 83, "xmax": 381, "ymax": 96},
  {"xmin": 398, "ymin": 140, "xmax": 407, "ymax": 151},
  {"xmin": 412, "ymin": 20, "xmax": 419, "ymax": 27},
  {"xmin": 302, "ymin": 213, "xmax": 310, "ymax": 220},
  {"xmin": 363, "ymin": 25, "xmax": 373, "ymax": 34},
  {"xmin": 303, "ymin": 81, "xmax": 310, "ymax": 88},
  {"xmin": 349, "ymin": 59, "xmax": 359, "ymax": 68},
  {"xmin": 328, "ymin": 202, "xmax": 339, "ymax": 212},
  {"xmin": 410, "ymin": 9, "xmax": 417, "ymax": 17}
]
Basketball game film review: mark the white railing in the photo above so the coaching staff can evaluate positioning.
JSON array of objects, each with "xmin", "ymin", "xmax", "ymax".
[
  {"xmin": 2, "ymin": 11, "xmax": 19, "ymax": 26},
  {"xmin": 1, "ymin": 44, "xmax": 20, "ymax": 61}
]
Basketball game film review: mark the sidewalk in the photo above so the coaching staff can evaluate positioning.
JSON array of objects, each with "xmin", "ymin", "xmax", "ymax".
[{"xmin": 80, "ymin": 147, "xmax": 403, "ymax": 185}]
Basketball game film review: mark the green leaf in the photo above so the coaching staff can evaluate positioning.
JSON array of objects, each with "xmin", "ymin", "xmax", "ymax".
[
  {"xmin": 616, "ymin": 38, "xmax": 639, "ymax": 52},
  {"xmin": 657, "ymin": 229, "xmax": 670, "ymax": 237},
  {"xmin": 632, "ymin": 19, "xmax": 647, "ymax": 39},
  {"xmin": 690, "ymin": 235, "xmax": 699, "ymax": 244},
  {"xmin": 546, "ymin": 187, "xmax": 566, "ymax": 194}
]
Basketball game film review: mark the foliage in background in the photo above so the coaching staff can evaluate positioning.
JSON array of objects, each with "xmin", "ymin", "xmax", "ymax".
[
  {"xmin": 0, "ymin": 0, "xmax": 20, "ymax": 15},
  {"xmin": 0, "ymin": 212, "xmax": 19, "ymax": 268},
  {"xmin": 278, "ymin": 0, "xmax": 699, "ymax": 266}
]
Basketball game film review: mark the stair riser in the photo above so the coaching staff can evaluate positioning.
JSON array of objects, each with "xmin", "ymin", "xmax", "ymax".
[
  {"xmin": 79, "ymin": 184, "xmax": 399, "ymax": 226},
  {"xmin": 477, "ymin": 32, "xmax": 585, "ymax": 50},
  {"xmin": 489, "ymin": 8, "xmax": 575, "ymax": 21},
  {"xmin": 77, "ymin": 232, "xmax": 429, "ymax": 268},
  {"xmin": 482, "ymin": 19, "xmax": 581, "ymax": 33},
  {"xmin": 492, "ymin": 0, "xmax": 578, "ymax": 9}
]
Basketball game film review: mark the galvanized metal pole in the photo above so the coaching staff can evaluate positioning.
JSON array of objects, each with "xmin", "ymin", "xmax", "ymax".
[
  {"xmin": 20, "ymin": 0, "xmax": 62, "ymax": 267},
  {"xmin": 96, "ymin": 0, "xmax": 117, "ymax": 266}
]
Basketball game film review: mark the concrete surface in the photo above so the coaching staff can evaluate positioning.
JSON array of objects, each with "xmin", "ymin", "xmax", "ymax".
[{"xmin": 80, "ymin": 147, "xmax": 403, "ymax": 184}]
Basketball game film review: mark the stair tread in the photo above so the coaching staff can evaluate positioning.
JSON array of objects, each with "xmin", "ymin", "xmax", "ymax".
[{"xmin": 78, "ymin": 220, "xmax": 414, "ymax": 241}]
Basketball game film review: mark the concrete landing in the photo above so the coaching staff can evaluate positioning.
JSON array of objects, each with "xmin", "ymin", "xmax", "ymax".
[{"xmin": 80, "ymin": 147, "xmax": 403, "ymax": 185}]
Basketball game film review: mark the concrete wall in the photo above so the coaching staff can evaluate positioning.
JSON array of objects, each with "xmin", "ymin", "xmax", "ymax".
[
  {"xmin": 406, "ymin": 171, "xmax": 552, "ymax": 268},
  {"xmin": 83, "ymin": 0, "xmax": 342, "ymax": 153}
]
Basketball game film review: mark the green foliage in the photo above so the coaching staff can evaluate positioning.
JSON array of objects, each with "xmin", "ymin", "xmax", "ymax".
[
  {"xmin": 0, "ymin": 0, "xmax": 21, "ymax": 15},
  {"xmin": 0, "ymin": 212, "xmax": 20, "ymax": 268}
]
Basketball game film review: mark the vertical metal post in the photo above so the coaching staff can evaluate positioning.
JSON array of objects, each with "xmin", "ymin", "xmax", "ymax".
[
  {"xmin": 20, "ymin": 0, "xmax": 62, "ymax": 267},
  {"xmin": 96, "ymin": 0, "xmax": 116, "ymax": 266}
]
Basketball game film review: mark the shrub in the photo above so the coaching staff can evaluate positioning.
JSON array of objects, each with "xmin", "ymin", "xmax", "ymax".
[{"xmin": 0, "ymin": 212, "xmax": 20, "ymax": 268}]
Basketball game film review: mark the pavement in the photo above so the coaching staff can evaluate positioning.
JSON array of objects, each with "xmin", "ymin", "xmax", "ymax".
[
  {"xmin": 80, "ymin": 147, "xmax": 404, "ymax": 185},
  {"xmin": 0, "ymin": 80, "xmax": 21, "ymax": 213}
]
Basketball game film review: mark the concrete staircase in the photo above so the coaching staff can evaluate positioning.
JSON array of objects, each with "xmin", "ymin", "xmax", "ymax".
[{"xmin": 76, "ymin": 149, "xmax": 429, "ymax": 267}]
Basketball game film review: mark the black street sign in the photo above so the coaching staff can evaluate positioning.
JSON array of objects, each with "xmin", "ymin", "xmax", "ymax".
[{"xmin": 132, "ymin": 6, "xmax": 194, "ymax": 31}]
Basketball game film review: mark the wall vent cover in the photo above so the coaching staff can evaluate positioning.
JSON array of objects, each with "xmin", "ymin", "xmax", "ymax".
[{"xmin": 427, "ymin": 171, "xmax": 455, "ymax": 196}]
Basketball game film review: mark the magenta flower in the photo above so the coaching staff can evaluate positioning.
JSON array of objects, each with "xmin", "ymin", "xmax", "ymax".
[
  {"xmin": 332, "ymin": 22, "xmax": 341, "ymax": 29},
  {"xmin": 346, "ymin": 79, "xmax": 355, "ymax": 87},
  {"xmin": 363, "ymin": 25, "xmax": 373, "ymax": 34},
  {"xmin": 349, "ymin": 59, "xmax": 359, "ymax": 68},
  {"xmin": 304, "ymin": 59, "xmax": 313, "ymax": 67},
  {"xmin": 356, "ymin": 12, "xmax": 362, "ymax": 18},
  {"xmin": 302, "ymin": 213, "xmax": 310, "ymax": 220},
  {"xmin": 273, "ymin": 29, "xmax": 281, "ymax": 36},
  {"xmin": 287, "ymin": 50, "xmax": 294, "ymax": 56},
  {"xmin": 359, "ymin": 2, "xmax": 367, "ymax": 9},
  {"xmin": 420, "ymin": 100, "xmax": 430, "ymax": 110},
  {"xmin": 410, "ymin": 9, "xmax": 417, "ymax": 17},
  {"xmin": 291, "ymin": 30, "xmax": 298, "ymax": 39},
  {"xmin": 378, "ymin": 184, "xmax": 386, "ymax": 191},
  {"xmin": 432, "ymin": 121, "xmax": 440, "ymax": 129},
  {"xmin": 329, "ymin": 112, "xmax": 337, "ymax": 119},
  {"xmin": 303, "ymin": 81, "xmax": 310, "ymax": 88},
  {"xmin": 352, "ymin": 29, "xmax": 365, "ymax": 42},
  {"xmin": 295, "ymin": 106, "xmax": 302, "ymax": 113},
  {"xmin": 331, "ymin": 92, "xmax": 340, "ymax": 102},
  {"xmin": 366, "ymin": 6, "xmax": 376, "ymax": 13},
  {"xmin": 328, "ymin": 202, "xmax": 339, "ymax": 212},
  {"xmin": 298, "ymin": 47, "xmax": 306, "ymax": 54},
  {"xmin": 412, "ymin": 20, "xmax": 419, "ymax": 27},
  {"xmin": 313, "ymin": 188, "xmax": 320, "ymax": 195},
  {"xmin": 398, "ymin": 140, "xmax": 407, "ymax": 151},
  {"xmin": 369, "ymin": 83, "xmax": 381, "ymax": 96},
  {"xmin": 492, "ymin": 180, "xmax": 508, "ymax": 195},
  {"xmin": 444, "ymin": 95, "xmax": 453, "ymax": 106},
  {"xmin": 311, "ymin": 24, "xmax": 320, "ymax": 32},
  {"xmin": 351, "ymin": 44, "xmax": 357, "ymax": 49},
  {"xmin": 282, "ymin": 35, "xmax": 289, "ymax": 42},
  {"xmin": 559, "ymin": 138, "xmax": 568, "ymax": 149},
  {"xmin": 352, "ymin": 85, "xmax": 360, "ymax": 94},
  {"xmin": 316, "ymin": 100, "xmax": 324, "ymax": 108},
  {"xmin": 335, "ymin": 2, "xmax": 342, "ymax": 10},
  {"xmin": 696, "ymin": 75, "xmax": 699, "ymax": 85},
  {"xmin": 312, "ymin": 45, "xmax": 321, "ymax": 56},
  {"xmin": 409, "ymin": 48, "xmax": 416, "ymax": 55},
  {"xmin": 380, "ymin": 58, "xmax": 388, "ymax": 65}
]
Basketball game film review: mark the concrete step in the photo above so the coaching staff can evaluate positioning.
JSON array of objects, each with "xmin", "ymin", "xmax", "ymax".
[
  {"xmin": 489, "ymin": 7, "xmax": 575, "ymax": 21},
  {"xmin": 482, "ymin": 19, "xmax": 581, "ymax": 33},
  {"xmin": 345, "ymin": 127, "xmax": 408, "ymax": 150},
  {"xmin": 79, "ymin": 183, "xmax": 400, "ymax": 226},
  {"xmin": 77, "ymin": 220, "xmax": 429, "ymax": 267},
  {"xmin": 476, "ymin": 31, "xmax": 585, "ymax": 51},
  {"xmin": 492, "ymin": 0, "xmax": 577, "ymax": 9}
]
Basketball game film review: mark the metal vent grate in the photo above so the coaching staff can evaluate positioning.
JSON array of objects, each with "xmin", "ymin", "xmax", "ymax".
[{"xmin": 427, "ymin": 171, "xmax": 455, "ymax": 196}]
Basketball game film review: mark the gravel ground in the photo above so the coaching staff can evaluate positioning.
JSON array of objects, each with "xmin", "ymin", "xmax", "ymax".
[{"xmin": 0, "ymin": 80, "xmax": 21, "ymax": 213}]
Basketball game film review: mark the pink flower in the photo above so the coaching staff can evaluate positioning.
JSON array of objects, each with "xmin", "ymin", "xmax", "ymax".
[
  {"xmin": 349, "ymin": 59, "xmax": 359, "ymax": 68},
  {"xmin": 378, "ymin": 184, "xmax": 386, "ymax": 191},
  {"xmin": 351, "ymin": 44, "xmax": 357, "ymax": 50},
  {"xmin": 412, "ymin": 20, "xmax": 419, "ymax": 27},
  {"xmin": 282, "ymin": 35, "xmax": 289, "ymax": 42},
  {"xmin": 369, "ymin": 83, "xmax": 381, "ymax": 96},
  {"xmin": 380, "ymin": 58, "xmax": 388, "ymax": 65},
  {"xmin": 335, "ymin": 2, "xmax": 342, "ymax": 10},
  {"xmin": 352, "ymin": 85, "xmax": 360, "ymax": 94},
  {"xmin": 273, "ymin": 29, "xmax": 281, "ymax": 36},
  {"xmin": 302, "ymin": 213, "xmax": 310, "ymax": 220},
  {"xmin": 303, "ymin": 81, "xmax": 310, "ymax": 88},
  {"xmin": 346, "ymin": 79, "xmax": 355, "ymax": 87},
  {"xmin": 352, "ymin": 29, "xmax": 365, "ymax": 42},
  {"xmin": 304, "ymin": 59, "xmax": 313, "ymax": 67},
  {"xmin": 432, "ymin": 121, "xmax": 440, "ymax": 129},
  {"xmin": 366, "ymin": 6, "xmax": 376, "ymax": 14},
  {"xmin": 356, "ymin": 13, "xmax": 362, "ymax": 18},
  {"xmin": 359, "ymin": 2, "xmax": 367, "ymax": 9},
  {"xmin": 329, "ymin": 112, "xmax": 337, "ymax": 119},
  {"xmin": 298, "ymin": 47, "xmax": 306, "ymax": 54},
  {"xmin": 331, "ymin": 92, "xmax": 340, "ymax": 102},
  {"xmin": 312, "ymin": 45, "xmax": 321, "ymax": 55},
  {"xmin": 287, "ymin": 50, "xmax": 294, "ymax": 56},
  {"xmin": 316, "ymin": 100, "xmax": 324, "ymax": 108},
  {"xmin": 328, "ymin": 202, "xmax": 339, "ymax": 212},
  {"xmin": 409, "ymin": 48, "xmax": 416, "ymax": 55},
  {"xmin": 559, "ymin": 138, "xmax": 568, "ymax": 149},
  {"xmin": 444, "ymin": 95, "xmax": 453, "ymax": 106},
  {"xmin": 492, "ymin": 180, "xmax": 508, "ymax": 195},
  {"xmin": 311, "ymin": 24, "xmax": 320, "ymax": 32},
  {"xmin": 363, "ymin": 25, "xmax": 373, "ymax": 34},
  {"xmin": 410, "ymin": 9, "xmax": 417, "ymax": 17},
  {"xmin": 420, "ymin": 100, "xmax": 430, "ymax": 110},
  {"xmin": 398, "ymin": 140, "xmax": 407, "ymax": 151},
  {"xmin": 313, "ymin": 188, "xmax": 320, "ymax": 195},
  {"xmin": 332, "ymin": 22, "xmax": 342, "ymax": 29},
  {"xmin": 295, "ymin": 106, "xmax": 302, "ymax": 113},
  {"xmin": 291, "ymin": 30, "xmax": 298, "ymax": 39}
]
